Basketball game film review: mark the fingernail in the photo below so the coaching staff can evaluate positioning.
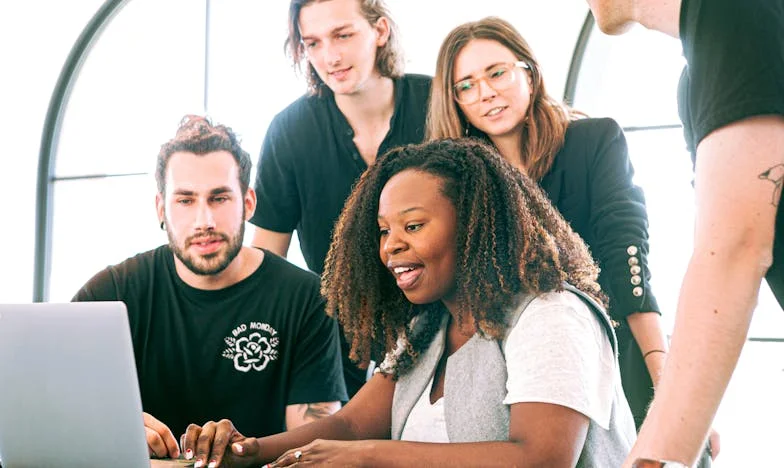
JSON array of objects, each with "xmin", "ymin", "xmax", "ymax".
[
  {"xmin": 233, "ymin": 443, "xmax": 243, "ymax": 454},
  {"xmin": 185, "ymin": 449, "xmax": 193, "ymax": 460},
  {"xmin": 194, "ymin": 461, "xmax": 203, "ymax": 468},
  {"xmin": 208, "ymin": 461, "xmax": 217, "ymax": 468}
]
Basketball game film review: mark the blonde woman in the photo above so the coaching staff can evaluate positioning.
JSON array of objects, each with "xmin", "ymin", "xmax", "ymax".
[{"xmin": 427, "ymin": 16, "xmax": 667, "ymax": 431}]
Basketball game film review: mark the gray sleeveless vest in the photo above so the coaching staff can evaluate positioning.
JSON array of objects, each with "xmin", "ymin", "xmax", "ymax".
[{"xmin": 390, "ymin": 284, "xmax": 637, "ymax": 467}]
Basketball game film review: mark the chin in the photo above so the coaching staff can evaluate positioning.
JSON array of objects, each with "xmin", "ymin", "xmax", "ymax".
[
  {"xmin": 589, "ymin": 3, "xmax": 636, "ymax": 35},
  {"xmin": 402, "ymin": 291, "xmax": 436, "ymax": 306},
  {"xmin": 595, "ymin": 18, "xmax": 635, "ymax": 35}
]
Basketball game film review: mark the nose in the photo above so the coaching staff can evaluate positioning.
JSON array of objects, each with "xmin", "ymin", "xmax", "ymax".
[
  {"xmin": 382, "ymin": 229, "xmax": 407, "ymax": 256},
  {"xmin": 194, "ymin": 200, "xmax": 216, "ymax": 230},
  {"xmin": 324, "ymin": 40, "xmax": 342, "ymax": 66},
  {"xmin": 478, "ymin": 78, "xmax": 497, "ymax": 101}
]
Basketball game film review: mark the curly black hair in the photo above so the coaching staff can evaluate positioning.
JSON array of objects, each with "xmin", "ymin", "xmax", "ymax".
[{"xmin": 321, "ymin": 138, "xmax": 604, "ymax": 376}]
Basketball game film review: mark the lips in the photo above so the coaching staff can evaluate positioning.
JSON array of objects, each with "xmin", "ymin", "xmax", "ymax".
[
  {"xmin": 388, "ymin": 262, "xmax": 424, "ymax": 290},
  {"xmin": 484, "ymin": 105, "xmax": 508, "ymax": 117},
  {"xmin": 329, "ymin": 67, "xmax": 352, "ymax": 81},
  {"xmin": 188, "ymin": 236, "xmax": 225, "ymax": 255}
]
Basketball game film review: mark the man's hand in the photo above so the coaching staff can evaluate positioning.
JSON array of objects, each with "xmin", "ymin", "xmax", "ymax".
[
  {"xmin": 181, "ymin": 419, "xmax": 261, "ymax": 468},
  {"xmin": 144, "ymin": 412, "xmax": 180, "ymax": 459}
]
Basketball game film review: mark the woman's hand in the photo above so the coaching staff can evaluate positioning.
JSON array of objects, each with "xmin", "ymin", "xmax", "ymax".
[
  {"xmin": 181, "ymin": 419, "xmax": 261, "ymax": 468},
  {"xmin": 266, "ymin": 439, "xmax": 373, "ymax": 467}
]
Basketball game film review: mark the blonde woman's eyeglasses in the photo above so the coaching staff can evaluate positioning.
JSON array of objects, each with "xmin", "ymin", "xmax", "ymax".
[{"xmin": 453, "ymin": 61, "xmax": 530, "ymax": 105}]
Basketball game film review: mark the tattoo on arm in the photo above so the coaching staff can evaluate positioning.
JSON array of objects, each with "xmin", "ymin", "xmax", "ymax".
[
  {"xmin": 297, "ymin": 402, "xmax": 337, "ymax": 422},
  {"xmin": 758, "ymin": 164, "xmax": 784, "ymax": 206}
]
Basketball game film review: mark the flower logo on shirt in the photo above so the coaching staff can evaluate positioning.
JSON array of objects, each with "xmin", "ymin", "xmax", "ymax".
[{"xmin": 222, "ymin": 322, "xmax": 280, "ymax": 372}]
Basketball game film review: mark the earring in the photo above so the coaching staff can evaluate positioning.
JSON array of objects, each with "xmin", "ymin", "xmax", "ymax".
[
  {"xmin": 464, "ymin": 123, "xmax": 470, "ymax": 137},
  {"xmin": 160, "ymin": 221, "xmax": 165, "ymax": 231}
]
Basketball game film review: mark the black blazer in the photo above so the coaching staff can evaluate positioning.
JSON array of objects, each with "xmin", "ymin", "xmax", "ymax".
[{"xmin": 539, "ymin": 117, "xmax": 660, "ymax": 320}]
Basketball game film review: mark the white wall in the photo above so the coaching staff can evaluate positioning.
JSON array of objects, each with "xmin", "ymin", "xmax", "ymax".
[{"xmin": 0, "ymin": 1, "xmax": 106, "ymax": 301}]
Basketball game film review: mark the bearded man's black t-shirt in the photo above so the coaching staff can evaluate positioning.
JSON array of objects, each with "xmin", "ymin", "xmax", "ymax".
[{"xmin": 73, "ymin": 246, "xmax": 347, "ymax": 437}]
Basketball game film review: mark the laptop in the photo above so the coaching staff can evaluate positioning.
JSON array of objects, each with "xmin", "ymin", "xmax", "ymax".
[{"xmin": 0, "ymin": 302, "xmax": 154, "ymax": 468}]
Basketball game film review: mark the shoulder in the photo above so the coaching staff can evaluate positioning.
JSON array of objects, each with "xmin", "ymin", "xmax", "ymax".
[
  {"xmin": 684, "ymin": 0, "xmax": 783, "ymax": 45},
  {"xmin": 554, "ymin": 118, "xmax": 626, "ymax": 171},
  {"xmin": 522, "ymin": 290, "xmax": 597, "ymax": 322},
  {"xmin": 565, "ymin": 117, "xmax": 623, "ymax": 143},
  {"xmin": 503, "ymin": 289, "xmax": 616, "ymax": 429},
  {"xmin": 75, "ymin": 246, "xmax": 164, "ymax": 300},
  {"xmin": 258, "ymin": 250, "xmax": 322, "ymax": 291},
  {"xmin": 107, "ymin": 246, "xmax": 164, "ymax": 278},
  {"xmin": 402, "ymin": 73, "xmax": 432, "ymax": 87},
  {"xmin": 400, "ymin": 73, "xmax": 433, "ymax": 97},
  {"xmin": 267, "ymin": 93, "xmax": 330, "ymax": 135},
  {"xmin": 506, "ymin": 290, "xmax": 609, "ymax": 348}
]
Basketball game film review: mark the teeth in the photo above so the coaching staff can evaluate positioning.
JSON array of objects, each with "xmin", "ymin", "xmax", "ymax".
[
  {"xmin": 394, "ymin": 266, "xmax": 413, "ymax": 274},
  {"xmin": 487, "ymin": 107, "xmax": 504, "ymax": 116}
]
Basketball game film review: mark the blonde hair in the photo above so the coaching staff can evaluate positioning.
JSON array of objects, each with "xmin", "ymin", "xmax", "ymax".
[{"xmin": 426, "ymin": 17, "xmax": 582, "ymax": 181}]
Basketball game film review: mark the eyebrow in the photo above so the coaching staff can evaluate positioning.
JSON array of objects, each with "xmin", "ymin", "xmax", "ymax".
[
  {"xmin": 301, "ymin": 23, "xmax": 355, "ymax": 41},
  {"xmin": 454, "ymin": 61, "xmax": 508, "ymax": 84},
  {"xmin": 172, "ymin": 186, "xmax": 233, "ymax": 196},
  {"xmin": 377, "ymin": 206, "xmax": 426, "ymax": 219}
]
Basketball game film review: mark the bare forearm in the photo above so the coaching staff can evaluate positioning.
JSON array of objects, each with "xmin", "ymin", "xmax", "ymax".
[
  {"xmin": 255, "ymin": 413, "xmax": 360, "ymax": 464},
  {"xmin": 340, "ymin": 440, "xmax": 557, "ymax": 468},
  {"xmin": 629, "ymin": 250, "xmax": 764, "ymax": 465},
  {"xmin": 285, "ymin": 402, "xmax": 341, "ymax": 430},
  {"xmin": 626, "ymin": 312, "xmax": 668, "ymax": 386}
]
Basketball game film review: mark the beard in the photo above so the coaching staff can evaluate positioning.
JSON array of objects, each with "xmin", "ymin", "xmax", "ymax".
[{"xmin": 168, "ymin": 221, "xmax": 245, "ymax": 276}]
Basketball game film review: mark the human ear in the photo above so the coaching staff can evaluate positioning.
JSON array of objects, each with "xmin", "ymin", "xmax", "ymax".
[{"xmin": 374, "ymin": 16, "xmax": 390, "ymax": 47}]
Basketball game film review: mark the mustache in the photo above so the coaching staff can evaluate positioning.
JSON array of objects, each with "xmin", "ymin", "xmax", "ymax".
[{"xmin": 185, "ymin": 232, "xmax": 228, "ymax": 246}]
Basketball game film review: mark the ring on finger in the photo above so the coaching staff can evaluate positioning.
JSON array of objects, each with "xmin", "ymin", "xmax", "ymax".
[{"xmin": 294, "ymin": 450, "xmax": 303, "ymax": 460}]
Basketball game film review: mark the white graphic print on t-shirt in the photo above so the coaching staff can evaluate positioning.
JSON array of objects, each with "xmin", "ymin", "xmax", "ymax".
[{"xmin": 222, "ymin": 322, "xmax": 279, "ymax": 372}]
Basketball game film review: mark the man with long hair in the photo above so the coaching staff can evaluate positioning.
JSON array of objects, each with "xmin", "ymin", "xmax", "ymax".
[{"xmin": 249, "ymin": 0, "xmax": 431, "ymax": 397}]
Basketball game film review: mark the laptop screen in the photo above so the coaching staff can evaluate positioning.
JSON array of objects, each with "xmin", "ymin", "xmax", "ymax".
[{"xmin": 0, "ymin": 302, "xmax": 150, "ymax": 468}]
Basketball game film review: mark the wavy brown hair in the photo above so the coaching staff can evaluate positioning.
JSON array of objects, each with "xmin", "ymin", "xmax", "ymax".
[
  {"xmin": 426, "ymin": 17, "xmax": 583, "ymax": 181},
  {"xmin": 321, "ymin": 138, "xmax": 604, "ymax": 376},
  {"xmin": 285, "ymin": 0, "xmax": 404, "ymax": 95}
]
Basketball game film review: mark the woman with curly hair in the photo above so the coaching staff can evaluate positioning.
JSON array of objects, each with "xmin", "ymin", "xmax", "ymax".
[
  {"xmin": 180, "ymin": 138, "xmax": 636, "ymax": 468},
  {"xmin": 427, "ymin": 16, "xmax": 670, "ymax": 431}
]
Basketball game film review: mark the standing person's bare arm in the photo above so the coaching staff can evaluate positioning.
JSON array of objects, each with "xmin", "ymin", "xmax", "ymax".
[
  {"xmin": 626, "ymin": 115, "xmax": 784, "ymax": 466},
  {"xmin": 251, "ymin": 227, "xmax": 292, "ymax": 258}
]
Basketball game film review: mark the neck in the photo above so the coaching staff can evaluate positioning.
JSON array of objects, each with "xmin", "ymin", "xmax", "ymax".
[
  {"xmin": 334, "ymin": 74, "xmax": 396, "ymax": 128},
  {"xmin": 441, "ymin": 299, "xmax": 477, "ymax": 342},
  {"xmin": 174, "ymin": 246, "xmax": 263, "ymax": 290},
  {"xmin": 490, "ymin": 132, "xmax": 527, "ymax": 173},
  {"xmin": 636, "ymin": 0, "xmax": 682, "ymax": 38}
]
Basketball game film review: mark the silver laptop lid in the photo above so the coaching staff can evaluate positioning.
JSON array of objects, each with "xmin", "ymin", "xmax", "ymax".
[{"xmin": 0, "ymin": 302, "xmax": 150, "ymax": 468}]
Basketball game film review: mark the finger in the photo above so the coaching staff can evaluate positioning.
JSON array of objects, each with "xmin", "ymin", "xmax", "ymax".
[
  {"xmin": 231, "ymin": 437, "xmax": 260, "ymax": 458},
  {"xmin": 193, "ymin": 421, "xmax": 217, "ymax": 468},
  {"xmin": 205, "ymin": 419, "xmax": 236, "ymax": 468},
  {"xmin": 145, "ymin": 427, "xmax": 169, "ymax": 458},
  {"xmin": 182, "ymin": 424, "xmax": 202, "ymax": 461},
  {"xmin": 270, "ymin": 448, "xmax": 304, "ymax": 467},
  {"xmin": 143, "ymin": 413, "xmax": 180, "ymax": 458}
]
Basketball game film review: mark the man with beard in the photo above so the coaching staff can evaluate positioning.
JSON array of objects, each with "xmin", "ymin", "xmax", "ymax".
[{"xmin": 73, "ymin": 115, "xmax": 346, "ymax": 462}]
